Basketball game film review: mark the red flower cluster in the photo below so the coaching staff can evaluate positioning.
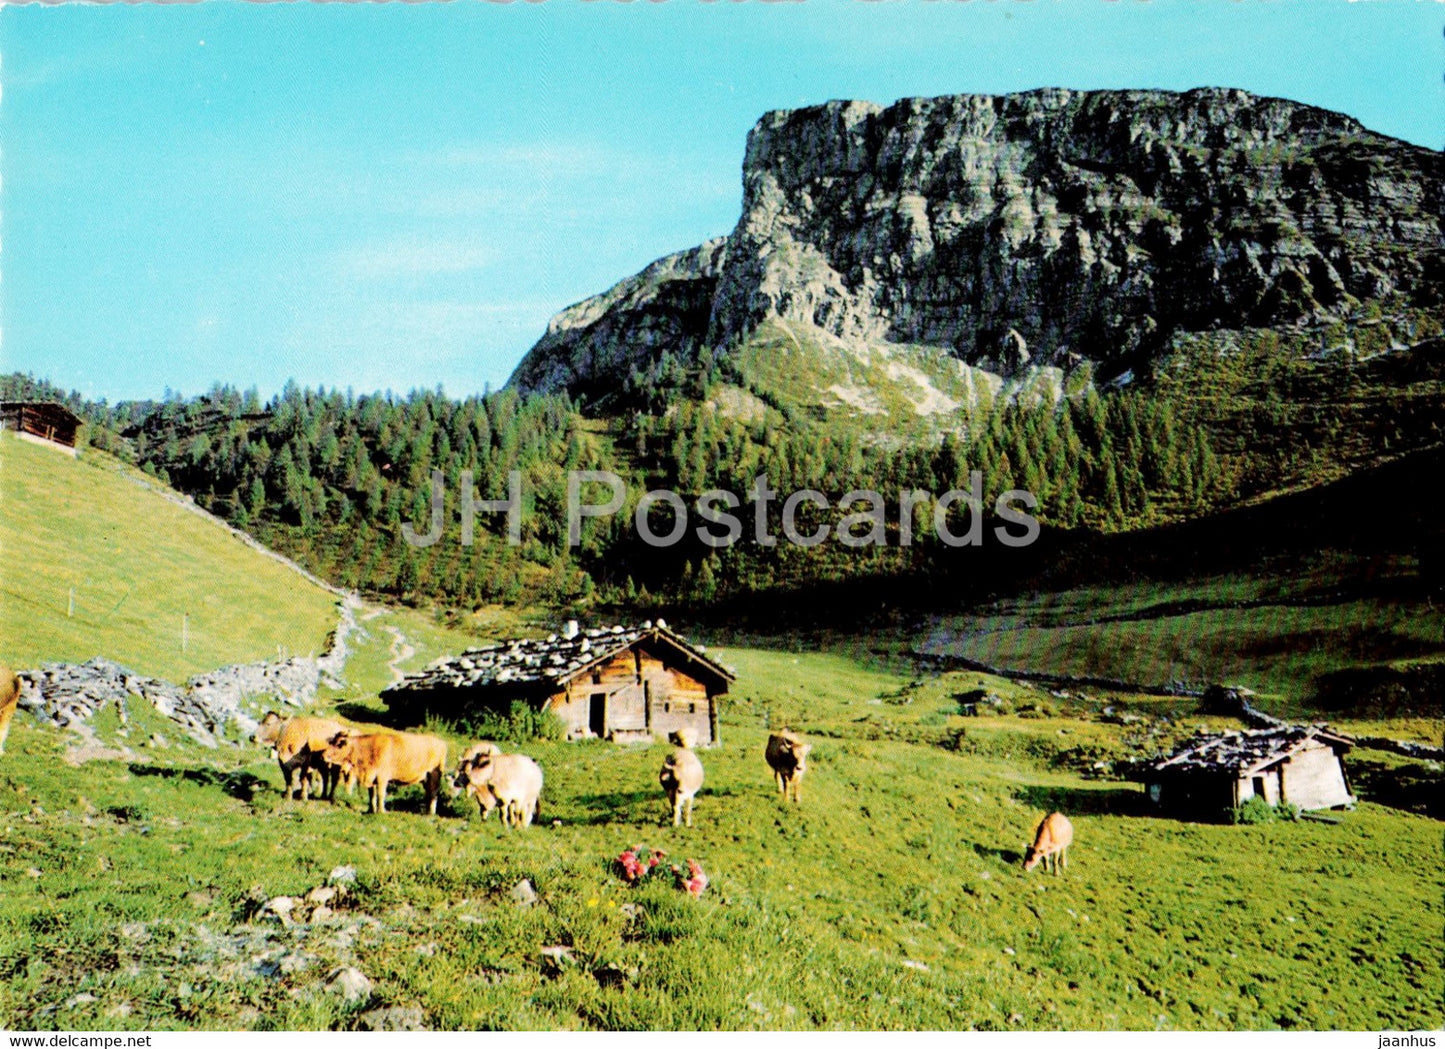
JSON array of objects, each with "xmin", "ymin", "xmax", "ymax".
[
  {"xmin": 614, "ymin": 848, "xmax": 708, "ymax": 897},
  {"xmin": 615, "ymin": 846, "xmax": 667, "ymax": 884},
  {"xmin": 672, "ymin": 858, "xmax": 709, "ymax": 898}
]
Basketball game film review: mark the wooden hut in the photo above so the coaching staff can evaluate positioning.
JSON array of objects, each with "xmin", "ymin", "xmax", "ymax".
[
  {"xmin": 0, "ymin": 401, "xmax": 82, "ymax": 454},
  {"xmin": 1143, "ymin": 725, "xmax": 1356, "ymax": 817},
  {"xmin": 383, "ymin": 620, "xmax": 733, "ymax": 745}
]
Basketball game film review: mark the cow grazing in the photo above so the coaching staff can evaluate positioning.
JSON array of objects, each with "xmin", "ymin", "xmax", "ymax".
[
  {"xmin": 0, "ymin": 665, "xmax": 19, "ymax": 757},
  {"xmin": 453, "ymin": 753, "xmax": 543, "ymax": 828},
  {"xmin": 1023, "ymin": 812, "xmax": 1073, "ymax": 874},
  {"xmin": 450, "ymin": 741, "xmax": 504, "ymax": 815},
  {"xmin": 322, "ymin": 731, "xmax": 448, "ymax": 815},
  {"xmin": 765, "ymin": 730, "xmax": 811, "ymax": 804},
  {"xmin": 660, "ymin": 729, "xmax": 705, "ymax": 827},
  {"xmin": 253, "ymin": 712, "xmax": 349, "ymax": 801}
]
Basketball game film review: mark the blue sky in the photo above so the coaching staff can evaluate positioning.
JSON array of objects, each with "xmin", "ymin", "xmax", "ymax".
[{"xmin": 2, "ymin": 1, "xmax": 1441, "ymax": 402}]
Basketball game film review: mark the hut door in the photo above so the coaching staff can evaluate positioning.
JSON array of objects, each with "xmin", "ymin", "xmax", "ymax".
[
  {"xmin": 1252, "ymin": 775, "xmax": 1267, "ymax": 801},
  {"xmin": 589, "ymin": 693, "xmax": 606, "ymax": 738}
]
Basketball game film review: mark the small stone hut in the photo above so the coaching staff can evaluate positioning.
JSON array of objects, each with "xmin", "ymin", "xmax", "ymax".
[
  {"xmin": 383, "ymin": 620, "xmax": 733, "ymax": 745},
  {"xmin": 1, "ymin": 401, "xmax": 82, "ymax": 454},
  {"xmin": 1143, "ymin": 725, "xmax": 1356, "ymax": 816}
]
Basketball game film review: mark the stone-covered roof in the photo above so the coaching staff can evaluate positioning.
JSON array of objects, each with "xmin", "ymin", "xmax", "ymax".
[
  {"xmin": 1147, "ymin": 725, "xmax": 1354, "ymax": 778},
  {"xmin": 382, "ymin": 621, "xmax": 735, "ymax": 696}
]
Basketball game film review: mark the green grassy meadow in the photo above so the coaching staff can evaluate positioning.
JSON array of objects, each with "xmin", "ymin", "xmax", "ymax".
[
  {"xmin": 0, "ymin": 433, "xmax": 339, "ymax": 681},
  {"xmin": 924, "ymin": 568, "xmax": 1445, "ymax": 713},
  {"xmin": 0, "ymin": 634, "xmax": 1439, "ymax": 1031},
  {"xmin": 0, "ymin": 437, "xmax": 1439, "ymax": 1031}
]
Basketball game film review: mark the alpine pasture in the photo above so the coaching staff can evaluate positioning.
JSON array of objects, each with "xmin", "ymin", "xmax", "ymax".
[{"xmin": 0, "ymin": 439, "xmax": 1440, "ymax": 1031}]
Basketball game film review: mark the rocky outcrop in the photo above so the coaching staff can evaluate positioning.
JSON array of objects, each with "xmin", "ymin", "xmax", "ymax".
[
  {"xmin": 509, "ymin": 239, "xmax": 727, "ymax": 400},
  {"xmin": 16, "ymin": 596, "xmax": 364, "ymax": 749},
  {"xmin": 511, "ymin": 88, "xmax": 1443, "ymax": 396}
]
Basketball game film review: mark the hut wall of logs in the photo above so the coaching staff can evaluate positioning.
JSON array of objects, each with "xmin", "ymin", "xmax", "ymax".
[
  {"xmin": 1, "ymin": 401, "xmax": 82, "ymax": 455},
  {"xmin": 383, "ymin": 622, "xmax": 731, "ymax": 745}
]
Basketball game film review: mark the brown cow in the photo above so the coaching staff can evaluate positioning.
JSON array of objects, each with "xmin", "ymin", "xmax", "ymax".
[
  {"xmin": 1023, "ymin": 812, "xmax": 1073, "ymax": 874},
  {"xmin": 253, "ymin": 711, "xmax": 348, "ymax": 801},
  {"xmin": 0, "ymin": 665, "xmax": 20, "ymax": 757},
  {"xmin": 765, "ymin": 730, "xmax": 811, "ymax": 804},
  {"xmin": 322, "ymin": 730, "xmax": 447, "ymax": 815}
]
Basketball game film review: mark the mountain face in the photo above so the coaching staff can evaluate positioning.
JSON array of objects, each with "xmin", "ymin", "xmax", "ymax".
[{"xmin": 510, "ymin": 87, "xmax": 1444, "ymax": 399}]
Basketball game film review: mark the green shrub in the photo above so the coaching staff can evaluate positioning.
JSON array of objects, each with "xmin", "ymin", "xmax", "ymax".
[
  {"xmin": 463, "ymin": 700, "xmax": 566, "ymax": 744},
  {"xmin": 1228, "ymin": 796, "xmax": 1300, "ymax": 825}
]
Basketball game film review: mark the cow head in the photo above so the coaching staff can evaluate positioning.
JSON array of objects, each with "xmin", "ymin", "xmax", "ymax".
[
  {"xmin": 453, "ymin": 756, "xmax": 495, "ymax": 793},
  {"xmin": 252, "ymin": 711, "xmax": 283, "ymax": 747},
  {"xmin": 1022, "ymin": 847, "xmax": 1041, "ymax": 872},
  {"xmin": 321, "ymin": 730, "xmax": 355, "ymax": 767},
  {"xmin": 668, "ymin": 728, "xmax": 696, "ymax": 750}
]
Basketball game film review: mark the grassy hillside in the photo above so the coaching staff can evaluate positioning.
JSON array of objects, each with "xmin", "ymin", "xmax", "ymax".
[
  {"xmin": 0, "ymin": 432, "xmax": 339, "ymax": 680},
  {"xmin": 0, "ymin": 640, "xmax": 1437, "ymax": 1031}
]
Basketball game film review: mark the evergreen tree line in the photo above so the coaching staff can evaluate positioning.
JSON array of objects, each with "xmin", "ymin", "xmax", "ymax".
[{"xmin": 2, "ymin": 367, "xmax": 1228, "ymax": 611}]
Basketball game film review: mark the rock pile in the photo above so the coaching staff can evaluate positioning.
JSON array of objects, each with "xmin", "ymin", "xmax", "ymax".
[{"xmin": 17, "ymin": 594, "xmax": 365, "ymax": 748}]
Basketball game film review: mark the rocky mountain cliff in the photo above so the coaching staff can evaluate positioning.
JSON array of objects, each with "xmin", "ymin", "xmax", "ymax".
[{"xmin": 510, "ymin": 88, "xmax": 1443, "ymax": 400}]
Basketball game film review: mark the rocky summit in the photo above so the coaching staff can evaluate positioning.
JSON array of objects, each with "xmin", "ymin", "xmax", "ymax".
[{"xmin": 510, "ymin": 88, "xmax": 1443, "ymax": 398}]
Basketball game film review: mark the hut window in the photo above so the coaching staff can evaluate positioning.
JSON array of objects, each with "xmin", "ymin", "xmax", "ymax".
[
  {"xmin": 592, "ymin": 671, "xmax": 602, "ymax": 685},
  {"xmin": 1252, "ymin": 775, "xmax": 1267, "ymax": 799},
  {"xmin": 663, "ymin": 702, "xmax": 671, "ymax": 713},
  {"xmin": 688, "ymin": 702, "xmax": 696, "ymax": 714}
]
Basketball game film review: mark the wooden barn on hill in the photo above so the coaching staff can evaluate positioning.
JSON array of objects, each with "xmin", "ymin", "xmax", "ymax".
[
  {"xmin": 383, "ymin": 621, "xmax": 733, "ymax": 745},
  {"xmin": 1143, "ymin": 725, "xmax": 1356, "ymax": 817},
  {"xmin": 1, "ymin": 401, "xmax": 82, "ymax": 455}
]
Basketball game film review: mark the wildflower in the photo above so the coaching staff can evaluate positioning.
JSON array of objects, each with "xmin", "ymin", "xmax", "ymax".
[{"xmin": 674, "ymin": 858, "xmax": 709, "ymax": 898}]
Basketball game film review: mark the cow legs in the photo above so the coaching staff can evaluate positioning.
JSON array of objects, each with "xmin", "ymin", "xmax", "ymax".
[
  {"xmin": 684, "ymin": 795, "xmax": 694, "ymax": 828},
  {"xmin": 280, "ymin": 758, "xmax": 300, "ymax": 801},
  {"xmin": 0, "ymin": 697, "xmax": 17, "ymax": 756},
  {"xmin": 425, "ymin": 768, "xmax": 441, "ymax": 816}
]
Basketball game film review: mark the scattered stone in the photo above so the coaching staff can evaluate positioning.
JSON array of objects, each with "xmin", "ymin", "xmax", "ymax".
[
  {"xmin": 325, "ymin": 966, "xmax": 373, "ymax": 1003},
  {"xmin": 25, "ymin": 868, "xmax": 42, "ymax": 879},
  {"xmin": 64, "ymin": 993, "xmax": 98, "ymax": 1009},
  {"xmin": 356, "ymin": 1005, "xmax": 428, "ymax": 1032},
  {"xmin": 901, "ymin": 959, "xmax": 930, "ymax": 972},
  {"xmin": 266, "ymin": 897, "xmax": 296, "ymax": 921},
  {"xmin": 617, "ymin": 902, "xmax": 641, "ymax": 921},
  {"xmin": 329, "ymin": 865, "xmax": 357, "ymax": 885},
  {"xmin": 1003, "ymin": 947, "xmax": 1016, "ymax": 956},
  {"xmin": 510, "ymin": 879, "xmax": 538, "ymax": 908},
  {"xmin": 259, "ymin": 951, "xmax": 314, "ymax": 978},
  {"xmin": 540, "ymin": 945, "xmax": 576, "ymax": 972},
  {"xmin": 13, "ymin": 596, "xmax": 361, "ymax": 749},
  {"xmin": 306, "ymin": 886, "xmax": 338, "ymax": 906},
  {"xmin": 310, "ymin": 905, "xmax": 334, "ymax": 923},
  {"xmin": 186, "ymin": 891, "xmax": 214, "ymax": 909}
]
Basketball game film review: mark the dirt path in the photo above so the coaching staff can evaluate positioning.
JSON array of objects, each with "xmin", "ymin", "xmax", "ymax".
[{"xmin": 382, "ymin": 624, "xmax": 416, "ymax": 687}]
